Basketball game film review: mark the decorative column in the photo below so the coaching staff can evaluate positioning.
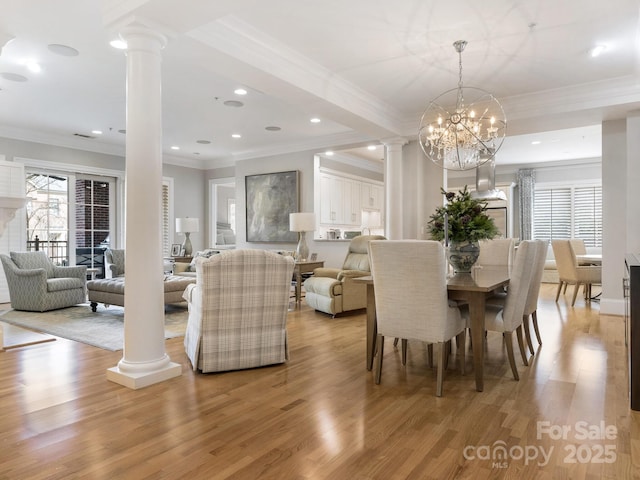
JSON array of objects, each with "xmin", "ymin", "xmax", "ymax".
[
  {"xmin": 383, "ymin": 138, "xmax": 407, "ymax": 240},
  {"xmin": 106, "ymin": 23, "xmax": 181, "ymax": 389}
]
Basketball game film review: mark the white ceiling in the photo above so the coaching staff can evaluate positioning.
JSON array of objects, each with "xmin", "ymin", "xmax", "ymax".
[{"xmin": 0, "ymin": 0, "xmax": 638, "ymax": 169}]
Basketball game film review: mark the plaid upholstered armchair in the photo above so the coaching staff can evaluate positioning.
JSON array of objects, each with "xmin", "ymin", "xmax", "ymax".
[
  {"xmin": 0, "ymin": 251, "xmax": 87, "ymax": 312},
  {"xmin": 182, "ymin": 249, "xmax": 294, "ymax": 373}
]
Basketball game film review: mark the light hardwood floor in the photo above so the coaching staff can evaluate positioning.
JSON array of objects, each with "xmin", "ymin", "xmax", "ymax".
[{"xmin": 0, "ymin": 284, "xmax": 638, "ymax": 479}]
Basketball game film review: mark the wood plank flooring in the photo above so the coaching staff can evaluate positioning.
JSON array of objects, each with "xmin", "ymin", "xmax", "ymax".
[{"xmin": 0, "ymin": 284, "xmax": 638, "ymax": 479}]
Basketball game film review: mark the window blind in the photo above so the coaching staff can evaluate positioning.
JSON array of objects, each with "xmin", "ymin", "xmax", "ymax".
[{"xmin": 533, "ymin": 184, "xmax": 602, "ymax": 247}]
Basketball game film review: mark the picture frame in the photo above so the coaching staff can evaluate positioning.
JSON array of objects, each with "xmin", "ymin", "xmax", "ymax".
[
  {"xmin": 171, "ymin": 244, "xmax": 181, "ymax": 256},
  {"xmin": 245, "ymin": 170, "xmax": 299, "ymax": 242},
  {"xmin": 310, "ymin": 253, "xmax": 318, "ymax": 261}
]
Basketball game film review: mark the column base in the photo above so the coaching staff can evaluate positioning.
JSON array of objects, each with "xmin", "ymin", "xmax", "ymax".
[{"xmin": 107, "ymin": 361, "xmax": 181, "ymax": 389}]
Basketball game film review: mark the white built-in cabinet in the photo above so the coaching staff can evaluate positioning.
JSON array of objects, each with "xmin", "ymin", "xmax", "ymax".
[{"xmin": 318, "ymin": 170, "xmax": 383, "ymax": 228}]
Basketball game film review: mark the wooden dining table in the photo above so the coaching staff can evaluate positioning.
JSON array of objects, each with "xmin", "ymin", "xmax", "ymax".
[{"xmin": 355, "ymin": 266, "xmax": 510, "ymax": 392}]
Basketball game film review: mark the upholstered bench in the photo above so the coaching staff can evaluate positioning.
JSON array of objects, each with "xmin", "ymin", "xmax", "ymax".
[{"xmin": 87, "ymin": 275, "xmax": 196, "ymax": 312}]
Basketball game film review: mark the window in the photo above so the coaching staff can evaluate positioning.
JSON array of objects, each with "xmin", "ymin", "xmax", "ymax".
[
  {"xmin": 533, "ymin": 184, "xmax": 602, "ymax": 247},
  {"xmin": 75, "ymin": 177, "xmax": 112, "ymax": 273},
  {"xmin": 25, "ymin": 173, "xmax": 70, "ymax": 265}
]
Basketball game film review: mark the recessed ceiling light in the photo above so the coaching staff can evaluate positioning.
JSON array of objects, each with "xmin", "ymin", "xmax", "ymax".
[
  {"xmin": 196, "ymin": 140, "xmax": 211, "ymax": 144},
  {"xmin": 367, "ymin": 145, "xmax": 377, "ymax": 151},
  {"xmin": 0, "ymin": 72, "xmax": 28, "ymax": 82},
  {"xmin": 531, "ymin": 140, "xmax": 541, "ymax": 145},
  {"xmin": 48, "ymin": 44, "xmax": 79, "ymax": 57},
  {"xmin": 310, "ymin": 117, "xmax": 321, "ymax": 123},
  {"xmin": 232, "ymin": 134, "xmax": 242, "ymax": 139},
  {"xmin": 224, "ymin": 100, "xmax": 244, "ymax": 107},
  {"xmin": 325, "ymin": 151, "xmax": 334, "ymax": 156},
  {"xmin": 110, "ymin": 39, "xmax": 127, "ymax": 50},
  {"xmin": 91, "ymin": 130, "xmax": 103, "ymax": 135},
  {"xmin": 589, "ymin": 44, "xmax": 607, "ymax": 58},
  {"xmin": 171, "ymin": 145, "xmax": 180, "ymax": 150},
  {"xmin": 234, "ymin": 88, "xmax": 247, "ymax": 95},
  {"xmin": 265, "ymin": 126, "xmax": 281, "ymax": 131}
]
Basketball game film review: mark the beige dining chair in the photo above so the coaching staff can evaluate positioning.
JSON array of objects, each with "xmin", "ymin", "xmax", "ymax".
[
  {"xmin": 477, "ymin": 238, "xmax": 516, "ymax": 269},
  {"xmin": 463, "ymin": 240, "xmax": 537, "ymax": 381},
  {"xmin": 487, "ymin": 240, "xmax": 548, "ymax": 355},
  {"xmin": 551, "ymin": 239, "xmax": 601, "ymax": 306},
  {"xmin": 369, "ymin": 240, "xmax": 466, "ymax": 397}
]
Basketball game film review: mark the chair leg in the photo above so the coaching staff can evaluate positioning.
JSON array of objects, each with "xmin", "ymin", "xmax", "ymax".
[
  {"xmin": 563, "ymin": 282, "xmax": 568, "ymax": 294},
  {"xmin": 555, "ymin": 282, "xmax": 563, "ymax": 302},
  {"xmin": 503, "ymin": 332, "xmax": 520, "ymax": 381},
  {"xmin": 515, "ymin": 325, "xmax": 529, "ymax": 366},
  {"xmin": 443, "ymin": 340, "xmax": 451, "ymax": 370},
  {"xmin": 456, "ymin": 330, "xmax": 466, "ymax": 376},
  {"xmin": 532, "ymin": 310, "xmax": 542, "ymax": 345},
  {"xmin": 571, "ymin": 283, "xmax": 581, "ymax": 306},
  {"xmin": 401, "ymin": 339, "xmax": 408, "ymax": 365},
  {"xmin": 393, "ymin": 337, "xmax": 399, "ymax": 347},
  {"xmin": 374, "ymin": 335, "xmax": 384, "ymax": 384},
  {"xmin": 436, "ymin": 342, "xmax": 445, "ymax": 397},
  {"xmin": 522, "ymin": 314, "xmax": 535, "ymax": 355},
  {"xmin": 427, "ymin": 344, "xmax": 434, "ymax": 368}
]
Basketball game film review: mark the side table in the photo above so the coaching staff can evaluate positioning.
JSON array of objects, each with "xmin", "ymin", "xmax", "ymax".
[{"xmin": 294, "ymin": 260, "xmax": 324, "ymax": 306}]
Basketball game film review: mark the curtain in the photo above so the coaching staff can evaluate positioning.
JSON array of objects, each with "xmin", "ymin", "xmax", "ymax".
[{"xmin": 518, "ymin": 169, "xmax": 535, "ymax": 240}]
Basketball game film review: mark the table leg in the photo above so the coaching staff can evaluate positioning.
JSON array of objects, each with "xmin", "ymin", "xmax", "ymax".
[
  {"xmin": 296, "ymin": 270, "xmax": 302, "ymax": 306},
  {"xmin": 468, "ymin": 291, "xmax": 486, "ymax": 392},
  {"xmin": 366, "ymin": 283, "xmax": 377, "ymax": 371}
]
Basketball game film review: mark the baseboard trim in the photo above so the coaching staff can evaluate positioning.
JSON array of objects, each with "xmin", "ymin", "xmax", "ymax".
[{"xmin": 600, "ymin": 298, "xmax": 625, "ymax": 316}]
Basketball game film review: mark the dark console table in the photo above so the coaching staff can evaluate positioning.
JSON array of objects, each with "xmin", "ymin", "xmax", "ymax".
[{"xmin": 625, "ymin": 254, "xmax": 640, "ymax": 411}]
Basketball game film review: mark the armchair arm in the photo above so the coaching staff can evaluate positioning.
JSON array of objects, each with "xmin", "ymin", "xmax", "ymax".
[
  {"xmin": 53, "ymin": 265, "xmax": 87, "ymax": 281},
  {"xmin": 337, "ymin": 270, "xmax": 370, "ymax": 281},
  {"xmin": 311, "ymin": 267, "xmax": 341, "ymax": 278},
  {"xmin": 7, "ymin": 268, "xmax": 48, "ymax": 298}
]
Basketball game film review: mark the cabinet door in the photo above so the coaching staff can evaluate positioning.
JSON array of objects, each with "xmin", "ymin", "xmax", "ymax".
[
  {"xmin": 347, "ymin": 180, "xmax": 361, "ymax": 225},
  {"xmin": 362, "ymin": 182, "xmax": 383, "ymax": 210},
  {"xmin": 319, "ymin": 174, "xmax": 344, "ymax": 224}
]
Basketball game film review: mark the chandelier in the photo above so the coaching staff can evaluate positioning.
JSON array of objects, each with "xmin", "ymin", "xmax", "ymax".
[{"xmin": 418, "ymin": 40, "xmax": 506, "ymax": 171}]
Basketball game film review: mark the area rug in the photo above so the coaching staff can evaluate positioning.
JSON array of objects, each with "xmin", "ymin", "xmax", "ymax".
[{"xmin": 0, "ymin": 303, "xmax": 188, "ymax": 352}]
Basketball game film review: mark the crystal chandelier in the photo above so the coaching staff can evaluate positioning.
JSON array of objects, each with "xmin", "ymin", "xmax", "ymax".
[{"xmin": 418, "ymin": 40, "xmax": 506, "ymax": 171}]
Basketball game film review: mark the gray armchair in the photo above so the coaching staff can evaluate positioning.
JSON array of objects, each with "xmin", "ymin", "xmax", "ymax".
[
  {"xmin": 304, "ymin": 235, "xmax": 385, "ymax": 316},
  {"xmin": 0, "ymin": 251, "xmax": 87, "ymax": 312},
  {"xmin": 104, "ymin": 248, "xmax": 125, "ymax": 278}
]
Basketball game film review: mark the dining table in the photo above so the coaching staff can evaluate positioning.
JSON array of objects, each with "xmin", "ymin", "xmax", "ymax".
[
  {"xmin": 355, "ymin": 266, "xmax": 510, "ymax": 392},
  {"xmin": 576, "ymin": 253, "xmax": 602, "ymax": 266}
]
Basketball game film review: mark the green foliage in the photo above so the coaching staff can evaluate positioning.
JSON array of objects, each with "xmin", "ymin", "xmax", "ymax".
[{"xmin": 428, "ymin": 186, "xmax": 499, "ymax": 243}]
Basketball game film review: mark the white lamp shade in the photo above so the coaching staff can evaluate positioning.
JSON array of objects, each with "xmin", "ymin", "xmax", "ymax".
[
  {"xmin": 289, "ymin": 212, "xmax": 316, "ymax": 232},
  {"xmin": 176, "ymin": 217, "xmax": 199, "ymax": 233},
  {"xmin": 361, "ymin": 210, "xmax": 381, "ymax": 229}
]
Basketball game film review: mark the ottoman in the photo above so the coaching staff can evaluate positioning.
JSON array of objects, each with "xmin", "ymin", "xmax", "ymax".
[{"xmin": 87, "ymin": 275, "xmax": 196, "ymax": 312}]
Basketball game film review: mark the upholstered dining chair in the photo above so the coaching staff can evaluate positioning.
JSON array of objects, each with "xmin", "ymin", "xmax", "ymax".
[
  {"xmin": 477, "ymin": 238, "xmax": 516, "ymax": 270},
  {"xmin": 463, "ymin": 240, "xmax": 537, "ymax": 381},
  {"xmin": 552, "ymin": 239, "xmax": 601, "ymax": 306},
  {"xmin": 0, "ymin": 251, "xmax": 87, "ymax": 312},
  {"xmin": 182, "ymin": 249, "xmax": 294, "ymax": 373},
  {"xmin": 368, "ymin": 240, "xmax": 466, "ymax": 397},
  {"xmin": 487, "ymin": 240, "xmax": 548, "ymax": 355}
]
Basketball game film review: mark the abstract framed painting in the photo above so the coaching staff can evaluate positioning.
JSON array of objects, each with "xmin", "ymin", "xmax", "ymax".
[{"xmin": 245, "ymin": 170, "xmax": 299, "ymax": 242}]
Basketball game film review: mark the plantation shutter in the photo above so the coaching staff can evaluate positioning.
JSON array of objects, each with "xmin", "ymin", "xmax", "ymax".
[
  {"xmin": 162, "ymin": 183, "xmax": 170, "ymax": 256},
  {"xmin": 574, "ymin": 186, "xmax": 602, "ymax": 247},
  {"xmin": 533, "ymin": 187, "xmax": 571, "ymax": 242}
]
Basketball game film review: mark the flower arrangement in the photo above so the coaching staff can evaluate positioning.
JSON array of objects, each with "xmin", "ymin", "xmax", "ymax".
[{"xmin": 428, "ymin": 186, "xmax": 499, "ymax": 243}]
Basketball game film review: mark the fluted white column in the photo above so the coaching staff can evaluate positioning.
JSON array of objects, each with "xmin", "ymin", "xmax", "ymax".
[
  {"xmin": 107, "ymin": 23, "xmax": 181, "ymax": 389},
  {"xmin": 383, "ymin": 138, "xmax": 407, "ymax": 240}
]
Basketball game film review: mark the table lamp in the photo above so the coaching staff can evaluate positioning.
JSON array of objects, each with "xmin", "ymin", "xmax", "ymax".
[
  {"xmin": 289, "ymin": 212, "xmax": 315, "ymax": 261},
  {"xmin": 175, "ymin": 217, "xmax": 199, "ymax": 256}
]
